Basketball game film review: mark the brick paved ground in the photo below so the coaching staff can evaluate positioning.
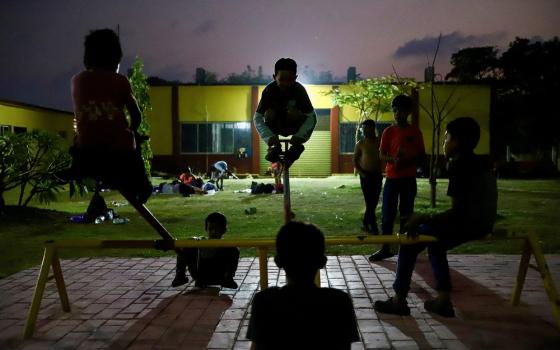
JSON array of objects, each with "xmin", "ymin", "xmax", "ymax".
[{"xmin": 0, "ymin": 255, "xmax": 559, "ymax": 349}]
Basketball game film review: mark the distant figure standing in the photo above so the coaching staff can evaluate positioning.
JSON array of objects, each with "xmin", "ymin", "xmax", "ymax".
[
  {"xmin": 246, "ymin": 221, "xmax": 360, "ymax": 349},
  {"xmin": 271, "ymin": 161, "xmax": 284, "ymax": 193},
  {"xmin": 369, "ymin": 94, "xmax": 425, "ymax": 262},
  {"xmin": 374, "ymin": 117, "xmax": 497, "ymax": 317},
  {"xmin": 353, "ymin": 119, "xmax": 382, "ymax": 234},
  {"xmin": 172, "ymin": 212, "xmax": 239, "ymax": 289},
  {"xmin": 253, "ymin": 58, "xmax": 317, "ymax": 167},
  {"xmin": 210, "ymin": 161, "xmax": 230, "ymax": 190}
]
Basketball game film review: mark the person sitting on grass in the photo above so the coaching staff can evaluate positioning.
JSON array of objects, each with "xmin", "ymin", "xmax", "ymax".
[
  {"xmin": 246, "ymin": 221, "xmax": 360, "ymax": 349},
  {"xmin": 253, "ymin": 58, "xmax": 317, "ymax": 168},
  {"xmin": 178, "ymin": 166, "xmax": 207, "ymax": 196},
  {"xmin": 373, "ymin": 117, "xmax": 497, "ymax": 318},
  {"xmin": 172, "ymin": 212, "xmax": 239, "ymax": 289}
]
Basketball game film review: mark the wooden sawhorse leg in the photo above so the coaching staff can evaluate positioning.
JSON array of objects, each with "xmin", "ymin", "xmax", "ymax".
[{"xmin": 24, "ymin": 244, "xmax": 70, "ymax": 339}]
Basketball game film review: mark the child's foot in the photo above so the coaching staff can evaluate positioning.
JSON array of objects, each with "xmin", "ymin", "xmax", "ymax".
[
  {"xmin": 361, "ymin": 224, "xmax": 379, "ymax": 235},
  {"xmin": 265, "ymin": 145, "xmax": 282, "ymax": 163},
  {"xmin": 374, "ymin": 297, "xmax": 411, "ymax": 316},
  {"xmin": 171, "ymin": 274, "xmax": 189, "ymax": 287},
  {"xmin": 368, "ymin": 247, "xmax": 395, "ymax": 262},
  {"xmin": 424, "ymin": 298, "xmax": 455, "ymax": 317},
  {"xmin": 285, "ymin": 144, "xmax": 304, "ymax": 167},
  {"xmin": 221, "ymin": 278, "xmax": 238, "ymax": 289}
]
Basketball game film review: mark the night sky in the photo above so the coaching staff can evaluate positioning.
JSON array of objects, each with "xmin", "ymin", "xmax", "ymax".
[{"xmin": 1, "ymin": 0, "xmax": 559, "ymax": 111}]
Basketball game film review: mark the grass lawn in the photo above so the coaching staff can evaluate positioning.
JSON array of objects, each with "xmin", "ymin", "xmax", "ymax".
[{"xmin": 1, "ymin": 176, "xmax": 559, "ymax": 279}]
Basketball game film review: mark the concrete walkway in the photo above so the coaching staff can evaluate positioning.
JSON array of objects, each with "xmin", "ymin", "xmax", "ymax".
[{"xmin": 1, "ymin": 255, "xmax": 559, "ymax": 349}]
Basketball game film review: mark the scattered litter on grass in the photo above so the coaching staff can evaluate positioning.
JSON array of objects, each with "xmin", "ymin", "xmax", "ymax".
[
  {"xmin": 112, "ymin": 217, "xmax": 130, "ymax": 224},
  {"xmin": 110, "ymin": 200, "xmax": 128, "ymax": 207},
  {"xmin": 69, "ymin": 214, "xmax": 87, "ymax": 223},
  {"xmin": 335, "ymin": 184, "xmax": 346, "ymax": 189}
]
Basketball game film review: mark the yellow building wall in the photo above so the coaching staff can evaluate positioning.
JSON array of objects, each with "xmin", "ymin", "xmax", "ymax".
[
  {"xmin": 146, "ymin": 83, "xmax": 491, "ymax": 158},
  {"xmin": 418, "ymin": 84, "xmax": 491, "ymax": 155},
  {"xmin": 146, "ymin": 87, "xmax": 173, "ymax": 156},
  {"xmin": 0, "ymin": 102, "xmax": 74, "ymax": 145},
  {"xmin": 256, "ymin": 84, "xmax": 335, "ymax": 110},
  {"xmin": 179, "ymin": 85, "xmax": 252, "ymax": 122}
]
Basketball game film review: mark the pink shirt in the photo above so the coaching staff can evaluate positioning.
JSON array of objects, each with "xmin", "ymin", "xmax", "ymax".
[
  {"xmin": 380, "ymin": 124, "xmax": 425, "ymax": 178},
  {"xmin": 71, "ymin": 70, "xmax": 136, "ymax": 152}
]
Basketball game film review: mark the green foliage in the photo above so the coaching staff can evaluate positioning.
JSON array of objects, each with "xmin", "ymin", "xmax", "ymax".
[
  {"xmin": 128, "ymin": 57, "xmax": 153, "ymax": 176},
  {"xmin": 445, "ymin": 46, "xmax": 500, "ymax": 82},
  {"xmin": 223, "ymin": 65, "xmax": 270, "ymax": 84},
  {"xmin": 326, "ymin": 75, "xmax": 418, "ymax": 122},
  {"xmin": 0, "ymin": 131, "xmax": 70, "ymax": 213},
  {"xmin": 446, "ymin": 37, "xmax": 560, "ymax": 154}
]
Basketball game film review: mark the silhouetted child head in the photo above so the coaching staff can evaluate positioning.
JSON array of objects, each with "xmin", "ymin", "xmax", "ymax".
[
  {"xmin": 273, "ymin": 58, "xmax": 298, "ymax": 91},
  {"xmin": 391, "ymin": 94, "xmax": 413, "ymax": 125},
  {"xmin": 83, "ymin": 29, "xmax": 123, "ymax": 72},
  {"xmin": 444, "ymin": 117, "xmax": 480, "ymax": 157},
  {"xmin": 274, "ymin": 221, "xmax": 327, "ymax": 284},
  {"xmin": 361, "ymin": 119, "xmax": 377, "ymax": 139},
  {"xmin": 205, "ymin": 212, "xmax": 227, "ymax": 239}
]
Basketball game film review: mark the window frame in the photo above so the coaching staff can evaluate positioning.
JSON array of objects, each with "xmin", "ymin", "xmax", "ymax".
[{"xmin": 180, "ymin": 121, "xmax": 252, "ymax": 155}]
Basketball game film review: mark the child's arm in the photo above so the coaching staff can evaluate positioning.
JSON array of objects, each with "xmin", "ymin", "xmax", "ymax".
[
  {"xmin": 254, "ymin": 111, "xmax": 278, "ymax": 146},
  {"xmin": 352, "ymin": 141, "xmax": 365, "ymax": 176},
  {"xmin": 291, "ymin": 110, "xmax": 317, "ymax": 144}
]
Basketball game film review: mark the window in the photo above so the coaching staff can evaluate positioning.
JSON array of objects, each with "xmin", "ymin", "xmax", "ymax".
[
  {"xmin": 339, "ymin": 121, "xmax": 392, "ymax": 153},
  {"xmin": 0, "ymin": 125, "xmax": 11, "ymax": 136},
  {"xmin": 181, "ymin": 122, "xmax": 252, "ymax": 154},
  {"xmin": 314, "ymin": 109, "xmax": 331, "ymax": 131},
  {"xmin": 339, "ymin": 123, "xmax": 358, "ymax": 154},
  {"xmin": 13, "ymin": 126, "xmax": 27, "ymax": 134}
]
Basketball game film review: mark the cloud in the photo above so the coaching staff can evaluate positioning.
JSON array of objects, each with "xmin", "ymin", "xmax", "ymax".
[
  {"xmin": 193, "ymin": 19, "xmax": 216, "ymax": 35},
  {"xmin": 394, "ymin": 31, "xmax": 507, "ymax": 59}
]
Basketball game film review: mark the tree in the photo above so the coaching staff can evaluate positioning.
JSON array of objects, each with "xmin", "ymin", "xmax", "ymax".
[
  {"xmin": 325, "ymin": 75, "xmax": 419, "ymax": 176},
  {"xmin": 327, "ymin": 75, "xmax": 417, "ymax": 124},
  {"xmin": 417, "ymin": 33, "xmax": 462, "ymax": 208},
  {"xmin": 300, "ymin": 66, "xmax": 337, "ymax": 84},
  {"xmin": 419, "ymin": 85, "xmax": 460, "ymax": 207},
  {"xmin": 223, "ymin": 65, "xmax": 270, "ymax": 84},
  {"xmin": 446, "ymin": 37, "xmax": 560, "ymax": 169},
  {"xmin": 128, "ymin": 57, "xmax": 154, "ymax": 176},
  {"xmin": 445, "ymin": 47, "xmax": 500, "ymax": 82},
  {"xmin": 0, "ymin": 131, "xmax": 70, "ymax": 213},
  {"xmin": 0, "ymin": 133, "xmax": 25, "ymax": 213}
]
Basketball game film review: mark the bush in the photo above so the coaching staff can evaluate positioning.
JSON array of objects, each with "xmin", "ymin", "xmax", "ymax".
[{"xmin": 0, "ymin": 131, "xmax": 71, "ymax": 213}]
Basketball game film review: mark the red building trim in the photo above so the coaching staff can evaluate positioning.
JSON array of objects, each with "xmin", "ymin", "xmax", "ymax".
[
  {"xmin": 330, "ymin": 106, "xmax": 340, "ymax": 173},
  {"xmin": 250, "ymin": 86, "xmax": 260, "ymax": 174}
]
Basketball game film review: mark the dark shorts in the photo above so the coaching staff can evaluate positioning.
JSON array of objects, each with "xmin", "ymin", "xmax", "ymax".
[
  {"xmin": 69, "ymin": 146, "xmax": 152, "ymax": 204},
  {"xmin": 264, "ymin": 109, "xmax": 306, "ymax": 137}
]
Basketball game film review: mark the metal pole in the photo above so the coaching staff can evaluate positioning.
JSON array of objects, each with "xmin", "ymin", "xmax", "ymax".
[{"xmin": 280, "ymin": 139, "xmax": 292, "ymax": 223}]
